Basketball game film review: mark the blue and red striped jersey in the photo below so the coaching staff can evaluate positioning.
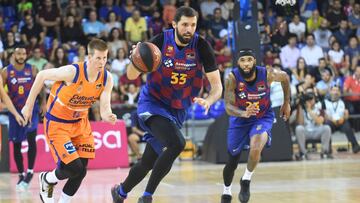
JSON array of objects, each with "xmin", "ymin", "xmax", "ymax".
[{"xmin": 144, "ymin": 29, "xmax": 203, "ymax": 109}]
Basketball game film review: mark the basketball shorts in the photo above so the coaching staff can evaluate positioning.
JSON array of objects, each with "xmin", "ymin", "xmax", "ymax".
[
  {"xmin": 227, "ymin": 110, "xmax": 275, "ymax": 156},
  {"xmin": 44, "ymin": 113, "xmax": 95, "ymax": 165}
]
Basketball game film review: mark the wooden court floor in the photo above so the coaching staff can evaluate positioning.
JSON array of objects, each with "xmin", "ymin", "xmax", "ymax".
[{"xmin": 1, "ymin": 154, "xmax": 360, "ymax": 203}]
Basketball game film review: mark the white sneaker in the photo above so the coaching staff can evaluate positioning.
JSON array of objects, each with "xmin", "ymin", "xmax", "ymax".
[
  {"xmin": 16, "ymin": 181, "xmax": 26, "ymax": 192},
  {"xmin": 39, "ymin": 172, "xmax": 57, "ymax": 203}
]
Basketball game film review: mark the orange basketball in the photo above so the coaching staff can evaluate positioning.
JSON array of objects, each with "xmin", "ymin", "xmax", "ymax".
[{"xmin": 131, "ymin": 42, "xmax": 162, "ymax": 73}]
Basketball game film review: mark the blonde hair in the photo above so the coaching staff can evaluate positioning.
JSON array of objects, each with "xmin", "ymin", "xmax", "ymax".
[{"xmin": 87, "ymin": 38, "xmax": 108, "ymax": 55}]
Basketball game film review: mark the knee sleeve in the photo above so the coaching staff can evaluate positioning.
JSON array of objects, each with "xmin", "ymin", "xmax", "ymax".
[{"xmin": 57, "ymin": 158, "xmax": 85, "ymax": 179}]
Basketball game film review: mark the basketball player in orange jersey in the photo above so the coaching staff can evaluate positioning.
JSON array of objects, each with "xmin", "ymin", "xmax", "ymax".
[{"xmin": 21, "ymin": 38, "xmax": 117, "ymax": 203}]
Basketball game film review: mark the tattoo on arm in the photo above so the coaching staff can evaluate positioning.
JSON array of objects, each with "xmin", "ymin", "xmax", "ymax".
[{"xmin": 224, "ymin": 74, "xmax": 246, "ymax": 117}]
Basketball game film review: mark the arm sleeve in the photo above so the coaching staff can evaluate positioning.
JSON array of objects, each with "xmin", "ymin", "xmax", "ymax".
[
  {"xmin": 149, "ymin": 33, "xmax": 164, "ymax": 50},
  {"xmin": 198, "ymin": 37, "xmax": 218, "ymax": 73}
]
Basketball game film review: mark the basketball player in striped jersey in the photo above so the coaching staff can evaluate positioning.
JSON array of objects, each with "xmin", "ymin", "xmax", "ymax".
[
  {"xmin": 221, "ymin": 49, "xmax": 291, "ymax": 203},
  {"xmin": 112, "ymin": 6, "xmax": 223, "ymax": 203},
  {"xmin": 21, "ymin": 39, "xmax": 117, "ymax": 203}
]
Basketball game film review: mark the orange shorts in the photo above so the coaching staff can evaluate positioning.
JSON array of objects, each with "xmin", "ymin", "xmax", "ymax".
[{"xmin": 44, "ymin": 117, "xmax": 95, "ymax": 164}]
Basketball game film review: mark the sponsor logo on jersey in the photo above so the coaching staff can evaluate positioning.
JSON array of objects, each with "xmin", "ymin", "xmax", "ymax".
[{"xmin": 64, "ymin": 141, "xmax": 76, "ymax": 154}]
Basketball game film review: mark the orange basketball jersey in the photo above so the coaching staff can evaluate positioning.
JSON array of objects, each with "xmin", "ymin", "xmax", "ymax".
[{"xmin": 46, "ymin": 62, "xmax": 107, "ymax": 121}]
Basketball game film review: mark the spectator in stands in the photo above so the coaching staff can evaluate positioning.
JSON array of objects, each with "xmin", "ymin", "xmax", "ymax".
[
  {"xmin": 50, "ymin": 47, "xmax": 68, "ymax": 68},
  {"xmin": 313, "ymin": 19, "xmax": 333, "ymax": 51},
  {"xmin": 343, "ymin": 66, "xmax": 360, "ymax": 114},
  {"xmin": 21, "ymin": 14, "xmax": 44, "ymax": 46},
  {"xmin": 289, "ymin": 14, "xmax": 306, "ymax": 42},
  {"xmin": 280, "ymin": 33, "xmax": 300, "ymax": 70},
  {"xmin": 327, "ymin": 41, "xmax": 348, "ymax": 76},
  {"xmin": 118, "ymin": 68, "xmax": 142, "ymax": 95},
  {"xmin": 26, "ymin": 46, "xmax": 48, "ymax": 71},
  {"xmin": 138, "ymin": 0, "xmax": 158, "ymax": 16},
  {"xmin": 63, "ymin": 0, "xmax": 84, "ymax": 24},
  {"xmin": 333, "ymin": 19, "xmax": 352, "ymax": 49},
  {"xmin": 207, "ymin": 8, "xmax": 228, "ymax": 42},
  {"xmin": 307, "ymin": 10, "xmax": 324, "ymax": 33},
  {"xmin": 119, "ymin": 0, "xmax": 137, "ymax": 22},
  {"xmin": 105, "ymin": 11, "xmax": 122, "ymax": 35},
  {"xmin": 295, "ymin": 90, "xmax": 332, "ymax": 160},
  {"xmin": 83, "ymin": 9, "xmax": 107, "ymax": 40},
  {"xmin": 17, "ymin": 0, "xmax": 33, "ymax": 17},
  {"xmin": 124, "ymin": 83, "xmax": 140, "ymax": 106},
  {"xmin": 162, "ymin": 0, "xmax": 177, "ymax": 27},
  {"xmin": 99, "ymin": 0, "xmax": 121, "ymax": 22},
  {"xmin": 200, "ymin": 0, "xmax": 220, "ymax": 20},
  {"xmin": 61, "ymin": 15, "xmax": 86, "ymax": 50},
  {"xmin": 345, "ymin": 36, "xmax": 360, "ymax": 71},
  {"xmin": 83, "ymin": 0, "xmax": 97, "ymax": 18},
  {"xmin": 128, "ymin": 110, "xmax": 147, "ymax": 161},
  {"xmin": 3, "ymin": 32, "xmax": 19, "ymax": 64},
  {"xmin": 316, "ymin": 67, "xmax": 334, "ymax": 98},
  {"xmin": 348, "ymin": 3, "xmax": 360, "ymax": 32},
  {"xmin": 301, "ymin": 33, "xmax": 324, "ymax": 68},
  {"xmin": 271, "ymin": 20, "xmax": 289, "ymax": 49},
  {"xmin": 125, "ymin": 9, "xmax": 147, "ymax": 45},
  {"xmin": 326, "ymin": 0, "xmax": 347, "ymax": 32},
  {"xmin": 72, "ymin": 45, "xmax": 88, "ymax": 63},
  {"xmin": 291, "ymin": 57, "xmax": 308, "ymax": 86},
  {"xmin": 324, "ymin": 85, "xmax": 360, "ymax": 153},
  {"xmin": 38, "ymin": 0, "xmax": 61, "ymax": 39},
  {"xmin": 221, "ymin": 0, "xmax": 234, "ymax": 21},
  {"xmin": 107, "ymin": 28, "xmax": 128, "ymax": 59},
  {"xmin": 300, "ymin": 0, "xmax": 318, "ymax": 19},
  {"xmin": 148, "ymin": 9, "xmax": 165, "ymax": 38},
  {"xmin": 111, "ymin": 48, "xmax": 130, "ymax": 76},
  {"xmin": 313, "ymin": 57, "xmax": 333, "ymax": 83}
]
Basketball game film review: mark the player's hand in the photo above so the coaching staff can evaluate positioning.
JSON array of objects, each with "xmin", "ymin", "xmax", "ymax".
[
  {"xmin": 15, "ymin": 113, "xmax": 26, "ymax": 127},
  {"xmin": 280, "ymin": 102, "xmax": 291, "ymax": 121},
  {"xmin": 102, "ymin": 113, "xmax": 117, "ymax": 125},
  {"xmin": 21, "ymin": 104, "xmax": 33, "ymax": 126},
  {"xmin": 129, "ymin": 42, "xmax": 141, "ymax": 57},
  {"xmin": 193, "ymin": 97, "xmax": 210, "ymax": 114},
  {"xmin": 243, "ymin": 103, "xmax": 259, "ymax": 118}
]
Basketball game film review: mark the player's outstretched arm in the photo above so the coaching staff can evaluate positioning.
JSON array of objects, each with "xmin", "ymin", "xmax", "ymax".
[
  {"xmin": 267, "ymin": 67, "xmax": 291, "ymax": 120},
  {"xmin": 100, "ymin": 72, "xmax": 117, "ymax": 125},
  {"xmin": 224, "ymin": 73, "xmax": 258, "ymax": 118},
  {"xmin": 21, "ymin": 65, "xmax": 76, "ymax": 124},
  {"xmin": 0, "ymin": 77, "xmax": 25, "ymax": 126},
  {"xmin": 194, "ymin": 70, "xmax": 223, "ymax": 114}
]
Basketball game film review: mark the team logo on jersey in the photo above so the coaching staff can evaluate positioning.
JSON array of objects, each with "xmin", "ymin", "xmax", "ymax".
[
  {"xmin": 257, "ymin": 83, "xmax": 266, "ymax": 91},
  {"xmin": 238, "ymin": 82, "xmax": 245, "ymax": 91},
  {"xmin": 10, "ymin": 70, "xmax": 15, "ymax": 77},
  {"xmin": 185, "ymin": 50, "xmax": 195, "ymax": 60},
  {"xmin": 256, "ymin": 124, "xmax": 262, "ymax": 131},
  {"xmin": 24, "ymin": 70, "xmax": 31, "ymax": 76},
  {"xmin": 238, "ymin": 92, "xmax": 246, "ymax": 99},
  {"xmin": 96, "ymin": 83, "xmax": 102, "ymax": 89},
  {"xmin": 11, "ymin": 78, "xmax": 17, "ymax": 85},
  {"xmin": 164, "ymin": 59, "xmax": 173, "ymax": 68},
  {"xmin": 64, "ymin": 141, "xmax": 76, "ymax": 154},
  {"xmin": 165, "ymin": 46, "xmax": 174, "ymax": 57}
]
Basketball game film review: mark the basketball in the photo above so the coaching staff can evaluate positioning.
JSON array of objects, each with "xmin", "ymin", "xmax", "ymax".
[{"xmin": 131, "ymin": 42, "xmax": 162, "ymax": 73}]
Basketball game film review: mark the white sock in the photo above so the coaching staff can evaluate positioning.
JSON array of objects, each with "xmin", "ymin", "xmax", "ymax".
[
  {"xmin": 45, "ymin": 170, "xmax": 59, "ymax": 184},
  {"xmin": 223, "ymin": 184, "xmax": 232, "ymax": 195},
  {"xmin": 58, "ymin": 192, "xmax": 73, "ymax": 203},
  {"xmin": 27, "ymin": 169, "xmax": 34, "ymax": 174},
  {"xmin": 242, "ymin": 168, "xmax": 254, "ymax": 180}
]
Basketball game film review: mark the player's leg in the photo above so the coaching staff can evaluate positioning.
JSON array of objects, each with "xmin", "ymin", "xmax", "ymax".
[
  {"xmin": 140, "ymin": 115, "xmax": 185, "ymax": 199},
  {"xmin": 221, "ymin": 152, "xmax": 241, "ymax": 203},
  {"xmin": 13, "ymin": 141, "xmax": 25, "ymax": 188},
  {"xmin": 111, "ymin": 143, "xmax": 158, "ymax": 203},
  {"xmin": 128, "ymin": 133, "xmax": 142, "ymax": 159},
  {"xmin": 58, "ymin": 158, "xmax": 88, "ymax": 203},
  {"xmin": 23, "ymin": 130, "xmax": 37, "ymax": 185},
  {"xmin": 239, "ymin": 131, "xmax": 268, "ymax": 203}
]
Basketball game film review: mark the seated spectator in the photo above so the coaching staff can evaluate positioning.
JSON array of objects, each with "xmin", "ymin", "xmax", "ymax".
[
  {"xmin": 295, "ymin": 90, "xmax": 332, "ymax": 160},
  {"xmin": 37, "ymin": 0, "xmax": 61, "ymax": 39},
  {"xmin": 301, "ymin": 33, "xmax": 324, "ymax": 68},
  {"xmin": 162, "ymin": 0, "xmax": 177, "ymax": 27},
  {"xmin": 280, "ymin": 33, "xmax": 300, "ymax": 70},
  {"xmin": 119, "ymin": 0, "xmax": 137, "ymax": 22},
  {"xmin": 207, "ymin": 8, "xmax": 228, "ymax": 42},
  {"xmin": 333, "ymin": 20, "xmax": 352, "ymax": 49},
  {"xmin": 72, "ymin": 45, "xmax": 88, "ymax": 63},
  {"xmin": 343, "ymin": 66, "xmax": 360, "ymax": 114},
  {"xmin": 128, "ymin": 110, "xmax": 147, "ymax": 161},
  {"xmin": 62, "ymin": 0, "xmax": 83, "ymax": 24},
  {"xmin": 324, "ymin": 85, "xmax": 360, "ymax": 153},
  {"xmin": 50, "ymin": 47, "xmax": 68, "ymax": 68},
  {"xmin": 300, "ymin": 0, "xmax": 318, "ymax": 19},
  {"xmin": 315, "ymin": 68, "xmax": 335, "ymax": 98},
  {"xmin": 348, "ymin": 3, "xmax": 360, "ymax": 32},
  {"xmin": 313, "ymin": 57, "xmax": 335, "ymax": 83},
  {"xmin": 99, "ymin": 0, "xmax": 121, "ymax": 23},
  {"xmin": 292, "ymin": 57, "xmax": 308, "ymax": 86},
  {"xmin": 82, "ymin": 10, "xmax": 106, "ymax": 40},
  {"xmin": 137, "ymin": 0, "xmax": 157, "ymax": 16},
  {"xmin": 313, "ymin": 19, "xmax": 332, "ymax": 51},
  {"xmin": 61, "ymin": 15, "xmax": 86, "ymax": 50},
  {"xmin": 124, "ymin": 84, "xmax": 140, "ymax": 106},
  {"xmin": 289, "ymin": 14, "xmax": 306, "ymax": 42},
  {"xmin": 105, "ymin": 11, "xmax": 122, "ymax": 35},
  {"xmin": 327, "ymin": 41, "xmax": 348, "ymax": 76},
  {"xmin": 326, "ymin": 0, "xmax": 347, "ymax": 32},
  {"xmin": 111, "ymin": 48, "xmax": 130, "ymax": 76},
  {"xmin": 125, "ymin": 9, "xmax": 147, "ymax": 45},
  {"xmin": 17, "ymin": 0, "xmax": 33, "ymax": 17},
  {"xmin": 306, "ymin": 10, "xmax": 324, "ymax": 33},
  {"xmin": 3, "ymin": 32, "xmax": 19, "ymax": 64},
  {"xmin": 107, "ymin": 28, "xmax": 128, "ymax": 59},
  {"xmin": 26, "ymin": 46, "xmax": 48, "ymax": 71},
  {"xmin": 345, "ymin": 36, "xmax": 360, "ymax": 71},
  {"xmin": 119, "ymin": 70, "xmax": 142, "ymax": 95},
  {"xmin": 21, "ymin": 14, "xmax": 45, "ymax": 46},
  {"xmin": 220, "ymin": 0, "xmax": 234, "ymax": 21},
  {"xmin": 148, "ymin": 10, "xmax": 164, "ymax": 38},
  {"xmin": 200, "ymin": 0, "xmax": 220, "ymax": 20}
]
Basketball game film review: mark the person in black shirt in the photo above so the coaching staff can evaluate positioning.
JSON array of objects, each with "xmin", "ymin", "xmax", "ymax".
[{"xmin": 20, "ymin": 14, "xmax": 45, "ymax": 46}]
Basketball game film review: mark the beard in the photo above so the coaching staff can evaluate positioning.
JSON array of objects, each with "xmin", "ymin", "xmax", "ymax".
[
  {"xmin": 239, "ymin": 65, "xmax": 256, "ymax": 80},
  {"xmin": 176, "ymin": 28, "xmax": 193, "ymax": 44},
  {"xmin": 14, "ymin": 58, "xmax": 25, "ymax": 65}
]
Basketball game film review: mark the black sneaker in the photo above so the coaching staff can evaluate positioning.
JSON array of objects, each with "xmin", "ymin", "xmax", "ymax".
[
  {"xmin": 221, "ymin": 194, "xmax": 232, "ymax": 203},
  {"xmin": 353, "ymin": 145, "xmax": 360, "ymax": 154},
  {"xmin": 17, "ymin": 174, "xmax": 25, "ymax": 185},
  {"xmin": 24, "ymin": 172, "xmax": 33, "ymax": 184},
  {"xmin": 238, "ymin": 179, "xmax": 250, "ymax": 203},
  {"xmin": 111, "ymin": 184, "xmax": 126, "ymax": 203},
  {"xmin": 137, "ymin": 196, "xmax": 153, "ymax": 203}
]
